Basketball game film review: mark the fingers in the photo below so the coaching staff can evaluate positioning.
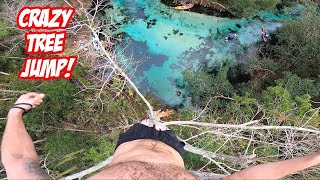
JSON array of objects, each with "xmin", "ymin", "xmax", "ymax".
[
  {"xmin": 32, "ymin": 97, "xmax": 44, "ymax": 107},
  {"xmin": 31, "ymin": 94, "xmax": 45, "ymax": 108},
  {"xmin": 34, "ymin": 93, "xmax": 45, "ymax": 101},
  {"xmin": 16, "ymin": 92, "xmax": 45, "ymax": 109},
  {"xmin": 23, "ymin": 92, "xmax": 45, "ymax": 99},
  {"xmin": 24, "ymin": 92, "xmax": 40, "ymax": 98}
]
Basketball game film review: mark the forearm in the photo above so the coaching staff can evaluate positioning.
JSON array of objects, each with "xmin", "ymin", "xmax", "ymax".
[
  {"xmin": 225, "ymin": 153, "xmax": 320, "ymax": 180},
  {"xmin": 1, "ymin": 109, "xmax": 38, "ymax": 166}
]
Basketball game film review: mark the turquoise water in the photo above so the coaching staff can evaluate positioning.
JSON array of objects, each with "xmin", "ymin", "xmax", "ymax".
[{"xmin": 106, "ymin": 0, "xmax": 301, "ymax": 106}]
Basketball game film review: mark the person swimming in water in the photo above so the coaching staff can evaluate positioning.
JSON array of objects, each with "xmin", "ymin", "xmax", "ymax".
[
  {"xmin": 177, "ymin": 91, "xmax": 182, "ymax": 96},
  {"xmin": 262, "ymin": 29, "xmax": 269, "ymax": 42},
  {"xmin": 225, "ymin": 33, "xmax": 237, "ymax": 42}
]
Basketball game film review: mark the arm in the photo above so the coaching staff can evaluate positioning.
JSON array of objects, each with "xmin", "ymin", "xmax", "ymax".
[
  {"xmin": 1, "ymin": 93, "xmax": 52, "ymax": 179},
  {"xmin": 224, "ymin": 153, "xmax": 320, "ymax": 180}
]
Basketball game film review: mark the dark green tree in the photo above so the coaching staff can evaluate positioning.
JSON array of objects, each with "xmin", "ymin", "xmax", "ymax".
[
  {"xmin": 273, "ymin": 6, "xmax": 320, "ymax": 78},
  {"xmin": 221, "ymin": 0, "xmax": 281, "ymax": 16},
  {"xmin": 275, "ymin": 72, "xmax": 319, "ymax": 97},
  {"xmin": 183, "ymin": 66, "xmax": 235, "ymax": 108}
]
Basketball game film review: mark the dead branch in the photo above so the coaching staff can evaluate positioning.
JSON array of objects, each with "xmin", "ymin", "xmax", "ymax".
[
  {"xmin": 191, "ymin": 170, "xmax": 226, "ymax": 180},
  {"xmin": 164, "ymin": 121, "xmax": 320, "ymax": 134},
  {"xmin": 184, "ymin": 142, "xmax": 256, "ymax": 165},
  {"xmin": 60, "ymin": 156, "xmax": 113, "ymax": 180},
  {"xmin": 63, "ymin": 0, "xmax": 155, "ymax": 118}
]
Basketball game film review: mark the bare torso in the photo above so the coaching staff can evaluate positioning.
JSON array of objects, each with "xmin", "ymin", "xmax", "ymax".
[{"xmin": 89, "ymin": 139, "xmax": 185, "ymax": 179}]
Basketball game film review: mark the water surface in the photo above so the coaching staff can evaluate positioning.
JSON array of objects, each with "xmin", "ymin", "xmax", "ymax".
[{"xmin": 106, "ymin": 0, "xmax": 300, "ymax": 105}]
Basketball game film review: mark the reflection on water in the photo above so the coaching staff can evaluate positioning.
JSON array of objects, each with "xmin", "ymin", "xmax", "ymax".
[{"xmin": 105, "ymin": 0, "xmax": 300, "ymax": 106}]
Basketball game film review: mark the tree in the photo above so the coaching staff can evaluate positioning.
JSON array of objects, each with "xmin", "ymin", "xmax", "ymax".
[
  {"xmin": 217, "ymin": 0, "xmax": 281, "ymax": 16},
  {"xmin": 262, "ymin": 86, "xmax": 295, "ymax": 120},
  {"xmin": 183, "ymin": 66, "xmax": 235, "ymax": 109},
  {"xmin": 262, "ymin": 85, "xmax": 319, "ymax": 126},
  {"xmin": 174, "ymin": 0, "xmax": 281, "ymax": 16},
  {"xmin": 275, "ymin": 72, "xmax": 319, "ymax": 98},
  {"xmin": 0, "ymin": 19, "xmax": 9, "ymax": 39},
  {"xmin": 273, "ymin": 6, "xmax": 320, "ymax": 78}
]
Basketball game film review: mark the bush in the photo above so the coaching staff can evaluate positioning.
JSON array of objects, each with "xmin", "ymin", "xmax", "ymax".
[
  {"xmin": 183, "ymin": 66, "xmax": 235, "ymax": 109},
  {"xmin": 275, "ymin": 72, "xmax": 319, "ymax": 97},
  {"xmin": 218, "ymin": 0, "xmax": 281, "ymax": 16},
  {"xmin": 44, "ymin": 131, "xmax": 88, "ymax": 176},
  {"xmin": 273, "ymin": 7, "xmax": 320, "ymax": 78},
  {"xmin": 0, "ymin": 19, "xmax": 10, "ymax": 38},
  {"xmin": 82, "ymin": 135, "xmax": 116, "ymax": 165}
]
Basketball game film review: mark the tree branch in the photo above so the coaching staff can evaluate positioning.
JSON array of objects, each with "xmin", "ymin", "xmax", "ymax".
[
  {"xmin": 60, "ymin": 156, "xmax": 113, "ymax": 180},
  {"xmin": 184, "ymin": 143, "xmax": 256, "ymax": 165},
  {"xmin": 164, "ymin": 121, "xmax": 320, "ymax": 134},
  {"xmin": 191, "ymin": 170, "xmax": 226, "ymax": 180}
]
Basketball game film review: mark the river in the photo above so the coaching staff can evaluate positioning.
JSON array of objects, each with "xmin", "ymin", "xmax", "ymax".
[{"xmin": 103, "ymin": 0, "xmax": 301, "ymax": 106}]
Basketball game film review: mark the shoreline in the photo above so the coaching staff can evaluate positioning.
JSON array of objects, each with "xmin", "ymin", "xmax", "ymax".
[{"xmin": 160, "ymin": 0, "xmax": 236, "ymax": 18}]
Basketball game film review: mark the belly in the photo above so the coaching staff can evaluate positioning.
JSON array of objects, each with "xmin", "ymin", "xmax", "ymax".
[{"xmin": 111, "ymin": 139, "xmax": 185, "ymax": 168}]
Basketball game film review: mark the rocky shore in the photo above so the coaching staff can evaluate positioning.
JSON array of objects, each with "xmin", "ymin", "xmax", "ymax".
[{"xmin": 160, "ymin": 0, "xmax": 235, "ymax": 18}]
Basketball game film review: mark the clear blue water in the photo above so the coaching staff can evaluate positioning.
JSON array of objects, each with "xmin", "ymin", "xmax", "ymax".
[{"xmin": 106, "ymin": 0, "xmax": 301, "ymax": 106}]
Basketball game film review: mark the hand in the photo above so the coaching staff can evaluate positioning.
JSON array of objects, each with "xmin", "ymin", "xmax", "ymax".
[{"xmin": 10, "ymin": 92, "xmax": 45, "ymax": 114}]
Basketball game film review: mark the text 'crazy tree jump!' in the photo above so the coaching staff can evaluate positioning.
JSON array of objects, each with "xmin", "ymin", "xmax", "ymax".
[{"xmin": 16, "ymin": 6, "xmax": 77, "ymax": 80}]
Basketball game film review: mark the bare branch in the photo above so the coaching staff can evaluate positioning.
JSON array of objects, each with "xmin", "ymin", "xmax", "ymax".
[
  {"xmin": 60, "ymin": 156, "xmax": 113, "ymax": 180},
  {"xmin": 164, "ymin": 121, "xmax": 320, "ymax": 134},
  {"xmin": 184, "ymin": 143, "xmax": 256, "ymax": 165}
]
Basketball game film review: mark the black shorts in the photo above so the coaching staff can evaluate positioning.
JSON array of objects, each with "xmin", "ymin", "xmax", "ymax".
[{"xmin": 115, "ymin": 123, "xmax": 185, "ymax": 156}]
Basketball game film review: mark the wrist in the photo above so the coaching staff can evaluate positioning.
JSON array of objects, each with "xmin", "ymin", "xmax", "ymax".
[{"xmin": 7, "ymin": 108, "xmax": 24, "ymax": 117}]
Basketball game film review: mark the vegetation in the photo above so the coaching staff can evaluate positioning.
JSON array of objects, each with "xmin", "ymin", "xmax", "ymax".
[
  {"xmin": 0, "ymin": 0, "xmax": 319, "ymax": 179},
  {"xmin": 183, "ymin": 0, "xmax": 282, "ymax": 16},
  {"xmin": 272, "ymin": 7, "xmax": 320, "ymax": 78},
  {"xmin": 0, "ymin": 51, "xmax": 157, "ymax": 178},
  {"xmin": 0, "ymin": 1, "xmax": 162, "ymax": 178},
  {"xmin": 177, "ymin": 2, "xmax": 320, "ymax": 177},
  {"xmin": 219, "ymin": 0, "xmax": 281, "ymax": 16}
]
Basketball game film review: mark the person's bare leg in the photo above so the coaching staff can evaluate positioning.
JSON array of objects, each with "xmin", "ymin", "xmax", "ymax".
[{"xmin": 224, "ymin": 152, "xmax": 320, "ymax": 180}]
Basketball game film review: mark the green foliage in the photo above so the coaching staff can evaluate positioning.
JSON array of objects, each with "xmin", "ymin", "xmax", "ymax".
[
  {"xmin": 262, "ymin": 86, "xmax": 295, "ymax": 119},
  {"xmin": 170, "ymin": 126, "xmax": 195, "ymax": 140},
  {"xmin": 0, "ymin": 52, "xmax": 79, "ymax": 137},
  {"xmin": 183, "ymin": 152, "xmax": 208, "ymax": 170},
  {"xmin": 37, "ymin": 80, "xmax": 77, "ymax": 117},
  {"xmin": 82, "ymin": 136, "xmax": 116, "ymax": 165},
  {"xmin": 10, "ymin": 80, "xmax": 78, "ymax": 138},
  {"xmin": 244, "ymin": 57, "xmax": 280, "ymax": 86},
  {"xmin": 0, "ymin": 50, "xmax": 137, "ymax": 178},
  {"xmin": 295, "ymin": 94, "xmax": 319, "ymax": 127},
  {"xmin": 218, "ymin": 0, "xmax": 281, "ymax": 16},
  {"xmin": 183, "ymin": 66, "xmax": 235, "ymax": 109},
  {"xmin": 255, "ymin": 145, "xmax": 278, "ymax": 157},
  {"xmin": 227, "ymin": 94, "xmax": 258, "ymax": 122},
  {"xmin": 0, "ymin": 1, "xmax": 319, "ymax": 178},
  {"xmin": 44, "ymin": 132, "xmax": 87, "ymax": 175},
  {"xmin": 178, "ymin": 108, "xmax": 195, "ymax": 120},
  {"xmin": 44, "ymin": 132, "xmax": 119, "ymax": 178},
  {"xmin": 0, "ymin": 19, "xmax": 10, "ymax": 38},
  {"xmin": 273, "ymin": 7, "xmax": 320, "ymax": 78},
  {"xmin": 262, "ymin": 86, "xmax": 319, "ymax": 126},
  {"xmin": 275, "ymin": 72, "xmax": 319, "ymax": 97},
  {"xmin": 295, "ymin": 94, "xmax": 312, "ymax": 117},
  {"xmin": 0, "ymin": 53, "xmax": 24, "ymax": 74}
]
